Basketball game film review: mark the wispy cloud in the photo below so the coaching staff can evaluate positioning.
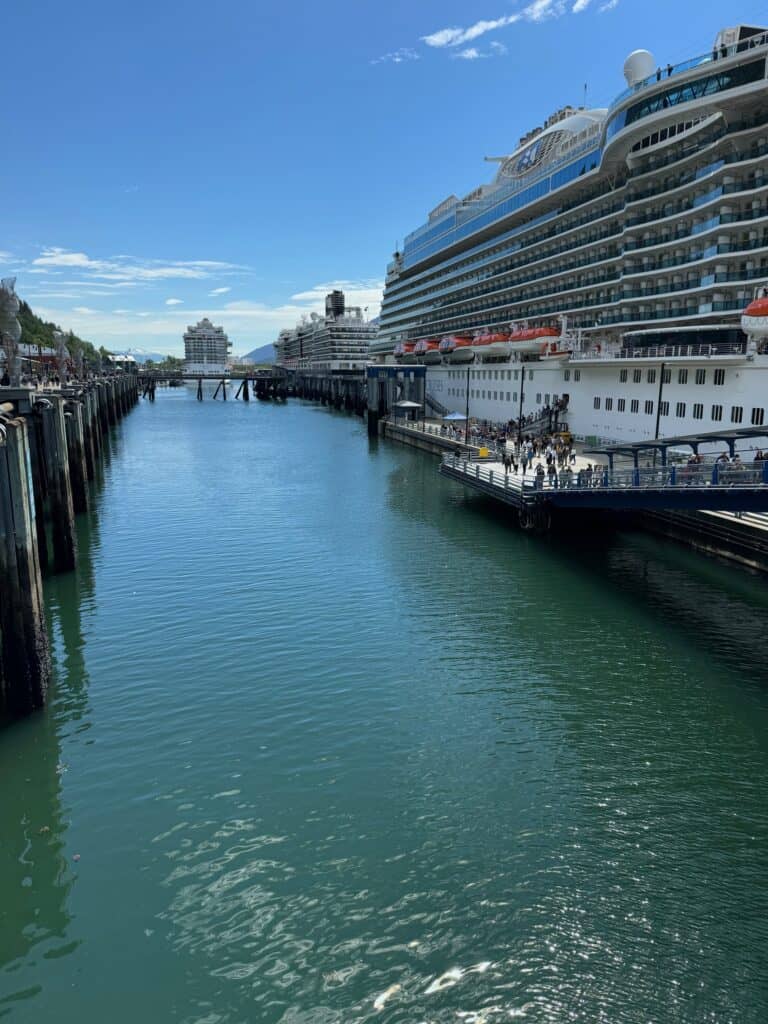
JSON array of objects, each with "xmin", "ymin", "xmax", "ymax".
[
  {"xmin": 72, "ymin": 306, "xmax": 97, "ymax": 315},
  {"xmin": 453, "ymin": 40, "xmax": 508, "ymax": 59},
  {"xmin": 0, "ymin": 250, "xmax": 13, "ymax": 263},
  {"xmin": 31, "ymin": 247, "xmax": 247, "ymax": 283},
  {"xmin": 599, "ymin": 0, "xmax": 619, "ymax": 9},
  {"xmin": 572, "ymin": 0, "xmax": 591, "ymax": 11},
  {"xmin": 423, "ymin": 0, "xmax": 566, "ymax": 49},
  {"xmin": 370, "ymin": 47, "xmax": 420, "ymax": 65},
  {"xmin": 209, "ymin": 286, "xmax": 231, "ymax": 296},
  {"xmin": 165, "ymin": 298, "xmax": 183, "ymax": 305}
]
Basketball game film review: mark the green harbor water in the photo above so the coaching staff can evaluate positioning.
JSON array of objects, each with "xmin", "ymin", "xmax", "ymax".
[{"xmin": 2, "ymin": 387, "xmax": 768, "ymax": 1023}]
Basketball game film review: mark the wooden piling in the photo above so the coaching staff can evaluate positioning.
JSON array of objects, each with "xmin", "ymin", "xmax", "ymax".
[
  {"xmin": 39, "ymin": 398, "xmax": 77, "ymax": 573},
  {"xmin": 0, "ymin": 416, "xmax": 51, "ymax": 717},
  {"xmin": 243, "ymin": 378, "xmax": 250, "ymax": 402},
  {"xmin": 64, "ymin": 402, "xmax": 89, "ymax": 515}
]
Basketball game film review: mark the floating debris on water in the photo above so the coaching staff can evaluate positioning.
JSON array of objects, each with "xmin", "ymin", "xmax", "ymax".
[{"xmin": 373, "ymin": 983, "xmax": 401, "ymax": 1011}]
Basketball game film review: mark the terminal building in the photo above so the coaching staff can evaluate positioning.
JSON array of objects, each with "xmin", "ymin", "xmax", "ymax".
[
  {"xmin": 274, "ymin": 290, "xmax": 377, "ymax": 371},
  {"xmin": 183, "ymin": 318, "xmax": 231, "ymax": 375}
]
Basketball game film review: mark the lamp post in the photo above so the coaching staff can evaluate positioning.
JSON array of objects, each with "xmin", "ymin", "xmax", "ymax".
[
  {"xmin": 517, "ymin": 359, "xmax": 526, "ymax": 445},
  {"xmin": 464, "ymin": 362, "xmax": 471, "ymax": 448}
]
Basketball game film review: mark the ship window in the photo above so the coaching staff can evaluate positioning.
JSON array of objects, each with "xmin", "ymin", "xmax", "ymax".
[
  {"xmin": 631, "ymin": 399, "xmax": 640, "ymax": 413},
  {"xmin": 513, "ymin": 392, "xmax": 518, "ymax": 402},
  {"xmin": 506, "ymin": 392, "xmax": 511, "ymax": 402},
  {"xmin": 574, "ymin": 370, "xmax": 581, "ymax": 381},
  {"xmin": 545, "ymin": 394, "xmax": 550, "ymax": 405},
  {"xmin": 662, "ymin": 368, "xmax": 671, "ymax": 383},
  {"xmin": 752, "ymin": 408, "xmax": 765, "ymax": 425},
  {"xmin": 731, "ymin": 405, "xmax": 743, "ymax": 423},
  {"xmin": 482, "ymin": 390, "xmax": 486, "ymax": 399},
  {"xmin": 676, "ymin": 402, "xmax": 686, "ymax": 417},
  {"xmin": 645, "ymin": 400, "xmax": 654, "ymax": 415},
  {"xmin": 564, "ymin": 369, "xmax": 571, "ymax": 381},
  {"xmin": 695, "ymin": 368, "xmax": 706, "ymax": 384},
  {"xmin": 494, "ymin": 391, "xmax": 498, "ymax": 400},
  {"xmin": 618, "ymin": 398, "xmax": 626, "ymax": 412},
  {"xmin": 536, "ymin": 393, "xmax": 542, "ymax": 404},
  {"xmin": 619, "ymin": 369, "xmax": 628, "ymax": 382},
  {"xmin": 659, "ymin": 400, "xmax": 669, "ymax": 416},
  {"xmin": 633, "ymin": 369, "xmax": 642, "ymax": 383},
  {"xmin": 678, "ymin": 369, "xmax": 688, "ymax": 384},
  {"xmin": 714, "ymin": 368, "xmax": 725, "ymax": 385},
  {"xmin": 514, "ymin": 369, "xmax": 519, "ymax": 380},
  {"xmin": 711, "ymin": 404, "xmax": 723, "ymax": 421},
  {"xmin": 594, "ymin": 396, "xmax": 601, "ymax": 409},
  {"xmin": 605, "ymin": 397, "xmax": 613, "ymax": 411},
  {"xmin": 647, "ymin": 369, "xmax": 656, "ymax": 383},
  {"xmin": 528, "ymin": 370, "xmax": 534, "ymax": 381},
  {"xmin": 693, "ymin": 403, "xmax": 704, "ymax": 419}
]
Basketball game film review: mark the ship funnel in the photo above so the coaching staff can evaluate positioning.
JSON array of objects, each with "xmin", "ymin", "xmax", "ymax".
[{"xmin": 623, "ymin": 49, "xmax": 655, "ymax": 87}]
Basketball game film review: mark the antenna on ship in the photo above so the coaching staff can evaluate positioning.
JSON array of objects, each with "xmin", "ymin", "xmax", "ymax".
[{"xmin": 583, "ymin": 82, "xmax": 588, "ymax": 108}]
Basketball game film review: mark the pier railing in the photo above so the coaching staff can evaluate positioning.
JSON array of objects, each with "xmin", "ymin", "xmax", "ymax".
[{"xmin": 441, "ymin": 453, "xmax": 768, "ymax": 494}]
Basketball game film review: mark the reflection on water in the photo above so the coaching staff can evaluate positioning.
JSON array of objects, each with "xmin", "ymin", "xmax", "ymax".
[{"xmin": 2, "ymin": 392, "xmax": 768, "ymax": 1023}]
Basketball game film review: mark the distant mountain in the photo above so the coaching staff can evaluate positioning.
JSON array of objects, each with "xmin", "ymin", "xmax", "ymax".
[
  {"xmin": 127, "ymin": 349, "xmax": 172, "ymax": 364},
  {"xmin": 239, "ymin": 343, "xmax": 275, "ymax": 365}
]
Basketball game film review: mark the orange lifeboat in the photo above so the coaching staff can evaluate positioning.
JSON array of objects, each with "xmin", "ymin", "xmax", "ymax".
[
  {"xmin": 413, "ymin": 338, "xmax": 442, "ymax": 364},
  {"xmin": 393, "ymin": 341, "xmax": 417, "ymax": 361},
  {"xmin": 439, "ymin": 335, "xmax": 475, "ymax": 362},
  {"xmin": 742, "ymin": 295, "xmax": 768, "ymax": 337}
]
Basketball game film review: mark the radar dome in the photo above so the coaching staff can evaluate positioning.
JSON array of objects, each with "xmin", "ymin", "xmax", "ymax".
[{"xmin": 623, "ymin": 49, "xmax": 655, "ymax": 87}]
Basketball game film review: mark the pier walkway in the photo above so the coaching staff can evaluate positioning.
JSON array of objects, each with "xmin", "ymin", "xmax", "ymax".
[{"xmin": 439, "ymin": 450, "xmax": 768, "ymax": 519}]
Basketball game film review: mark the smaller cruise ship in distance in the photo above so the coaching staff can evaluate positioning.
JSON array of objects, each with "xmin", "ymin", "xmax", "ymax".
[
  {"xmin": 274, "ymin": 290, "xmax": 377, "ymax": 372},
  {"xmin": 184, "ymin": 317, "xmax": 231, "ymax": 376},
  {"xmin": 372, "ymin": 24, "xmax": 768, "ymax": 449}
]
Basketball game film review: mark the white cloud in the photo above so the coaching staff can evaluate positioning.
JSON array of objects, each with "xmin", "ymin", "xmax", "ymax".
[
  {"xmin": 489, "ymin": 41, "xmax": 508, "ymax": 54},
  {"xmin": 454, "ymin": 47, "xmax": 483, "ymax": 60},
  {"xmin": 423, "ymin": 0, "xmax": 566, "ymax": 49},
  {"xmin": 165, "ymin": 298, "xmax": 183, "ymax": 305},
  {"xmin": 209, "ymin": 286, "xmax": 231, "ymax": 296},
  {"xmin": 113, "ymin": 309, "xmax": 131, "ymax": 314},
  {"xmin": 371, "ymin": 47, "xmax": 420, "ymax": 65},
  {"xmin": 31, "ymin": 247, "xmax": 248, "ymax": 284},
  {"xmin": 0, "ymin": 250, "xmax": 13, "ymax": 262},
  {"xmin": 72, "ymin": 306, "xmax": 97, "ymax": 315},
  {"xmin": 599, "ymin": 0, "xmax": 619, "ymax": 9},
  {"xmin": 572, "ymin": 0, "xmax": 591, "ymax": 11}
]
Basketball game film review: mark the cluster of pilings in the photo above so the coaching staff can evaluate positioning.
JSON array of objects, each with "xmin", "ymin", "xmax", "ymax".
[
  {"xmin": 0, "ymin": 375, "xmax": 139, "ymax": 719},
  {"xmin": 294, "ymin": 372, "xmax": 367, "ymax": 416}
]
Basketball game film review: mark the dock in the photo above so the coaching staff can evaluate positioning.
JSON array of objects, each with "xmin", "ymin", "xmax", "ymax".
[{"xmin": 0, "ymin": 375, "xmax": 138, "ymax": 718}]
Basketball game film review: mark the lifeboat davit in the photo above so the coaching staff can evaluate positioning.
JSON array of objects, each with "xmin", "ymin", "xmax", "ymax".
[
  {"xmin": 741, "ymin": 296, "xmax": 768, "ymax": 337},
  {"xmin": 471, "ymin": 331, "xmax": 512, "ymax": 357},
  {"xmin": 509, "ymin": 325, "xmax": 560, "ymax": 352},
  {"xmin": 539, "ymin": 339, "xmax": 572, "ymax": 360},
  {"xmin": 413, "ymin": 338, "xmax": 442, "ymax": 364},
  {"xmin": 439, "ymin": 335, "xmax": 475, "ymax": 363}
]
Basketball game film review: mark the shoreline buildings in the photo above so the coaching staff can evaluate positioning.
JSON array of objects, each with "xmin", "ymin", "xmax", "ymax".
[
  {"xmin": 184, "ymin": 318, "xmax": 231, "ymax": 376},
  {"xmin": 372, "ymin": 24, "xmax": 768, "ymax": 447},
  {"xmin": 274, "ymin": 290, "xmax": 377, "ymax": 371}
]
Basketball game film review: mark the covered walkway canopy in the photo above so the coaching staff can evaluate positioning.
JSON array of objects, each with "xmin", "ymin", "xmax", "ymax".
[{"xmin": 585, "ymin": 426, "xmax": 768, "ymax": 469}]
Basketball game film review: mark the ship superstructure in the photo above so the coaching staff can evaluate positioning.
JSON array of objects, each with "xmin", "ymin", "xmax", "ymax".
[
  {"xmin": 274, "ymin": 290, "xmax": 377, "ymax": 371},
  {"xmin": 375, "ymin": 25, "xmax": 768, "ymax": 447}
]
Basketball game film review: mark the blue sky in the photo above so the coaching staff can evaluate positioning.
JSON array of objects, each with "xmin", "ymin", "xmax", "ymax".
[{"xmin": 3, "ymin": 0, "xmax": 766, "ymax": 355}]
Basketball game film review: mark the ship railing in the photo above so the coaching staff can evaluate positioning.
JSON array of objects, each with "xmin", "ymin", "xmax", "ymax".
[
  {"xmin": 570, "ymin": 342, "xmax": 747, "ymax": 361},
  {"xmin": 608, "ymin": 34, "xmax": 768, "ymax": 112}
]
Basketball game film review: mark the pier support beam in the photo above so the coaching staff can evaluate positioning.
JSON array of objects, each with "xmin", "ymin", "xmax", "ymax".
[
  {"xmin": 64, "ymin": 401, "xmax": 89, "ymax": 515},
  {"xmin": 40, "ymin": 398, "xmax": 77, "ymax": 573},
  {"xmin": 0, "ymin": 416, "xmax": 51, "ymax": 717}
]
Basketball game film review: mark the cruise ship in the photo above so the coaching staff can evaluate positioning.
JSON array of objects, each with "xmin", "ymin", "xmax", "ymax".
[
  {"xmin": 275, "ymin": 290, "xmax": 378, "ymax": 372},
  {"xmin": 373, "ymin": 25, "xmax": 768, "ymax": 449}
]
